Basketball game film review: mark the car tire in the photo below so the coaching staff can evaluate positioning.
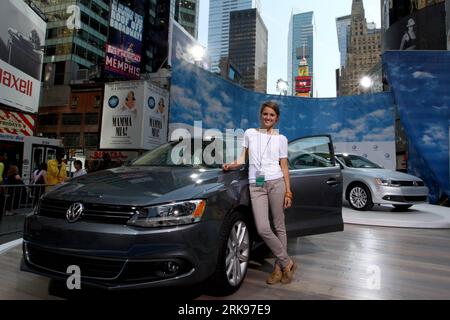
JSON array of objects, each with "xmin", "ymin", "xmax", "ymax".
[
  {"xmin": 347, "ymin": 183, "xmax": 374, "ymax": 211},
  {"xmin": 207, "ymin": 211, "xmax": 250, "ymax": 296},
  {"xmin": 393, "ymin": 204, "xmax": 412, "ymax": 211}
]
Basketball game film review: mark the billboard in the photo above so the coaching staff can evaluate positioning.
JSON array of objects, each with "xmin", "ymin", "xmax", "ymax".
[
  {"xmin": 100, "ymin": 81, "xmax": 169, "ymax": 150},
  {"xmin": 384, "ymin": 2, "xmax": 446, "ymax": 50},
  {"xmin": 0, "ymin": 0, "xmax": 45, "ymax": 113},
  {"xmin": 104, "ymin": 0, "xmax": 144, "ymax": 79},
  {"xmin": 0, "ymin": 109, "xmax": 35, "ymax": 136}
]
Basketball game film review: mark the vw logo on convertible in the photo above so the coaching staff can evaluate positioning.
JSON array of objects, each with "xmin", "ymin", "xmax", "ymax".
[{"xmin": 66, "ymin": 203, "xmax": 84, "ymax": 223}]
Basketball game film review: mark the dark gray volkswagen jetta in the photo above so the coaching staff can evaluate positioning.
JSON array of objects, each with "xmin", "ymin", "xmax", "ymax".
[{"xmin": 22, "ymin": 135, "xmax": 343, "ymax": 295}]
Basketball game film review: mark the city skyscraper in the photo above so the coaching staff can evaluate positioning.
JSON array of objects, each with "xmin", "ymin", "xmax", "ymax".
[
  {"xmin": 338, "ymin": 0, "xmax": 381, "ymax": 96},
  {"xmin": 287, "ymin": 11, "xmax": 314, "ymax": 96},
  {"xmin": 229, "ymin": 8, "xmax": 267, "ymax": 93},
  {"xmin": 336, "ymin": 15, "xmax": 352, "ymax": 68},
  {"xmin": 171, "ymin": 0, "xmax": 199, "ymax": 39},
  {"xmin": 207, "ymin": 0, "xmax": 261, "ymax": 74},
  {"xmin": 32, "ymin": 0, "xmax": 111, "ymax": 86}
]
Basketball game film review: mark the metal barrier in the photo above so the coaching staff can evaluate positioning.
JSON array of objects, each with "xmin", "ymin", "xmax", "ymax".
[{"xmin": 0, "ymin": 184, "xmax": 48, "ymax": 236}]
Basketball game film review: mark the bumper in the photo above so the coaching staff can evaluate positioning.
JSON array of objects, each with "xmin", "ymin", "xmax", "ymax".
[
  {"xmin": 21, "ymin": 215, "xmax": 222, "ymax": 290},
  {"xmin": 371, "ymin": 185, "xmax": 429, "ymax": 205}
]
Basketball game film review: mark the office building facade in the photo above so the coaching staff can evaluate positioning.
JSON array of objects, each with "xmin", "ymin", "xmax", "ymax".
[
  {"xmin": 338, "ymin": 0, "xmax": 381, "ymax": 96},
  {"xmin": 172, "ymin": 0, "xmax": 199, "ymax": 39},
  {"xmin": 208, "ymin": 0, "xmax": 260, "ymax": 74},
  {"xmin": 229, "ymin": 9, "xmax": 267, "ymax": 93},
  {"xmin": 287, "ymin": 11, "xmax": 314, "ymax": 96},
  {"xmin": 336, "ymin": 15, "xmax": 352, "ymax": 68}
]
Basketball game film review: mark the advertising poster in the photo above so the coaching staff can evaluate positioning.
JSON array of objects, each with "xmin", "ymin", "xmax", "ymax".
[
  {"xmin": 0, "ymin": 109, "xmax": 35, "ymax": 136},
  {"xmin": 104, "ymin": 0, "xmax": 144, "ymax": 79},
  {"xmin": 142, "ymin": 82, "xmax": 169, "ymax": 149},
  {"xmin": 100, "ymin": 81, "xmax": 145, "ymax": 149},
  {"xmin": 0, "ymin": 0, "xmax": 45, "ymax": 113},
  {"xmin": 384, "ymin": 2, "xmax": 446, "ymax": 50}
]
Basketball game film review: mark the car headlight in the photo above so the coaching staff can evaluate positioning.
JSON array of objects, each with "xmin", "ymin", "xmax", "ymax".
[
  {"xmin": 375, "ymin": 178, "xmax": 401, "ymax": 187},
  {"xmin": 127, "ymin": 200, "xmax": 206, "ymax": 227}
]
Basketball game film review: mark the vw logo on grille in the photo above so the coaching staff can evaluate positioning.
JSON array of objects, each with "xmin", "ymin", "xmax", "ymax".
[
  {"xmin": 66, "ymin": 203, "xmax": 84, "ymax": 223},
  {"xmin": 413, "ymin": 181, "xmax": 418, "ymax": 186}
]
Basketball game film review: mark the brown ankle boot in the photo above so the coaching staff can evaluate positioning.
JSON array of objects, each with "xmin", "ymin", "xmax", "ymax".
[
  {"xmin": 281, "ymin": 260, "xmax": 297, "ymax": 284},
  {"xmin": 266, "ymin": 267, "xmax": 282, "ymax": 285}
]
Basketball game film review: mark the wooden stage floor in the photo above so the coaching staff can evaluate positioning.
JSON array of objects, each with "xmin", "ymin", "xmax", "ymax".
[{"xmin": 1, "ymin": 224, "xmax": 450, "ymax": 300}]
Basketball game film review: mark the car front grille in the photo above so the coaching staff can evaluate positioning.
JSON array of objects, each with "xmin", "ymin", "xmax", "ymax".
[
  {"xmin": 38, "ymin": 199, "xmax": 136, "ymax": 224},
  {"xmin": 25, "ymin": 243, "xmax": 125, "ymax": 280},
  {"xmin": 390, "ymin": 180, "xmax": 425, "ymax": 187}
]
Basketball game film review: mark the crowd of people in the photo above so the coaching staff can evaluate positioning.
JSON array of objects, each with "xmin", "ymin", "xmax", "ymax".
[{"xmin": 0, "ymin": 151, "xmax": 118, "ymax": 216}]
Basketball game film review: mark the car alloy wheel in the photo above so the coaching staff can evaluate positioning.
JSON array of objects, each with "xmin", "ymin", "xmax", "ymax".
[
  {"xmin": 208, "ymin": 211, "xmax": 250, "ymax": 296},
  {"xmin": 225, "ymin": 220, "xmax": 250, "ymax": 287},
  {"xmin": 348, "ymin": 184, "xmax": 373, "ymax": 211}
]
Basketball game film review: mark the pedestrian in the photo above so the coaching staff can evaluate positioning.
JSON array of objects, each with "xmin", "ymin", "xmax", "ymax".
[
  {"xmin": 32, "ymin": 163, "xmax": 47, "ymax": 205},
  {"xmin": 47, "ymin": 149, "xmax": 67, "ymax": 186},
  {"xmin": 72, "ymin": 160, "xmax": 87, "ymax": 178},
  {"xmin": 223, "ymin": 101, "xmax": 297, "ymax": 285},
  {"xmin": 4, "ymin": 165, "xmax": 25, "ymax": 214},
  {"xmin": 0, "ymin": 154, "xmax": 5, "ymax": 184}
]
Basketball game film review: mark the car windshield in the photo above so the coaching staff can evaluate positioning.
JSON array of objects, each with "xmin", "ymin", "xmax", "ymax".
[
  {"xmin": 336, "ymin": 154, "xmax": 382, "ymax": 169},
  {"xmin": 131, "ymin": 138, "xmax": 243, "ymax": 168}
]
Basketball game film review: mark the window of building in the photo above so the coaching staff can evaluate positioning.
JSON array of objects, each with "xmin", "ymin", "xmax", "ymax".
[
  {"xmin": 71, "ymin": 96, "xmax": 79, "ymax": 109},
  {"xmin": 85, "ymin": 113, "xmax": 99, "ymax": 125},
  {"xmin": 62, "ymin": 133, "xmax": 81, "ymax": 148},
  {"xmin": 62, "ymin": 114, "xmax": 82, "ymax": 126},
  {"xmin": 38, "ymin": 113, "xmax": 59, "ymax": 126},
  {"xmin": 84, "ymin": 133, "xmax": 99, "ymax": 147},
  {"xmin": 94, "ymin": 95, "xmax": 102, "ymax": 108}
]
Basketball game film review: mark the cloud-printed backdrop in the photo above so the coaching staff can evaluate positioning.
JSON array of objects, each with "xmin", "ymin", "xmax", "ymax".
[
  {"xmin": 169, "ymin": 55, "xmax": 396, "ymax": 166},
  {"xmin": 383, "ymin": 51, "xmax": 450, "ymax": 203}
]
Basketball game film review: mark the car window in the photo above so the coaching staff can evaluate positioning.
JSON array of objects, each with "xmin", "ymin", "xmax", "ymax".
[
  {"xmin": 131, "ymin": 138, "xmax": 242, "ymax": 168},
  {"xmin": 336, "ymin": 154, "xmax": 382, "ymax": 168},
  {"xmin": 288, "ymin": 136, "xmax": 334, "ymax": 170}
]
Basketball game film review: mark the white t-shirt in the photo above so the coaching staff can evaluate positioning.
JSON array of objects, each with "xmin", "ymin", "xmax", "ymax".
[
  {"xmin": 73, "ymin": 169, "xmax": 87, "ymax": 178},
  {"xmin": 243, "ymin": 128, "xmax": 288, "ymax": 183}
]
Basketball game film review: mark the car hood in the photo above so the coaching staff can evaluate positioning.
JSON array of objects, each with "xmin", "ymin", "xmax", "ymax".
[
  {"xmin": 45, "ymin": 166, "xmax": 229, "ymax": 206},
  {"xmin": 344, "ymin": 168, "xmax": 423, "ymax": 181}
]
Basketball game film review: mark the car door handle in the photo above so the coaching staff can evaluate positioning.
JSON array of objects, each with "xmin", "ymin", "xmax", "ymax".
[{"xmin": 326, "ymin": 178, "xmax": 340, "ymax": 186}]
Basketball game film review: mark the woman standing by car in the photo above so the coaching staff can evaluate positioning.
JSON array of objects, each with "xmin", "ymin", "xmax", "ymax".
[{"xmin": 223, "ymin": 101, "xmax": 297, "ymax": 285}]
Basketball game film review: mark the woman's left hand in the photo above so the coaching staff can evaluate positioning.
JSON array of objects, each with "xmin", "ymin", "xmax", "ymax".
[{"xmin": 284, "ymin": 196, "xmax": 292, "ymax": 209}]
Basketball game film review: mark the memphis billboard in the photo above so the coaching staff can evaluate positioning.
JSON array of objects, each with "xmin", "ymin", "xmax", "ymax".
[
  {"xmin": 104, "ymin": 0, "xmax": 144, "ymax": 79},
  {"xmin": 0, "ymin": 0, "xmax": 46, "ymax": 113}
]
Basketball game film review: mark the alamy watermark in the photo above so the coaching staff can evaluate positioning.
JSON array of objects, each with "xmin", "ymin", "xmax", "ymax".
[
  {"xmin": 169, "ymin": 121, "xmax": 279, "ymax": 166},
  {"xmin": 66, "ymin": 5, "xmax": 81, "ymax": 30},
  {"xmin": 66, "ymin": 265, "xmax": 81, "ymax": 290}
]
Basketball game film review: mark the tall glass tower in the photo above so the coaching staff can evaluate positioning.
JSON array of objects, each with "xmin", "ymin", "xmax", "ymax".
[
  {"xmin": 287, "ymin": 11, "xmax": 314, "ymax": 96},
  {"xmin": 208, "ymin": 0, "xmax": 261, "ymax": 74}
]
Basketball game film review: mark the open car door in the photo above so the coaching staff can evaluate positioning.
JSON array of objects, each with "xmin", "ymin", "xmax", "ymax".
[{"xmin": 285, "ymin": 135, "xmax": 343, "ymax": 237}]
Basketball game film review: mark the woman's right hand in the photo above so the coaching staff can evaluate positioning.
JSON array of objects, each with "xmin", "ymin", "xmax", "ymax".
[{"xmin": 222, "ymin": 163, "xmax": 231, "ymax": 171}]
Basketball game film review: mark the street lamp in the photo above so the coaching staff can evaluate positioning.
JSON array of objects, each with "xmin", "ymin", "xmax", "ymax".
[{"xmin": 276, "ymin": 78, "xmax": 288, "ymax": 96}]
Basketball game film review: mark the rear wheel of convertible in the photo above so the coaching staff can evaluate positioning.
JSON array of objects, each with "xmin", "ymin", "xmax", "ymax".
[{"xmin": 208, "ymin": 211, "xmax": 250, "ymax": 296}]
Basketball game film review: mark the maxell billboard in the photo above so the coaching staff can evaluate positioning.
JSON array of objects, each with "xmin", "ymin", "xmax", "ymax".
[
  {"xmin": 0, "ymin": 0, "xmax": 45, "ymax": 113},
  {"xmin": 104, "ymin": 0, "xmax": 144, "ymax": 79}
]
